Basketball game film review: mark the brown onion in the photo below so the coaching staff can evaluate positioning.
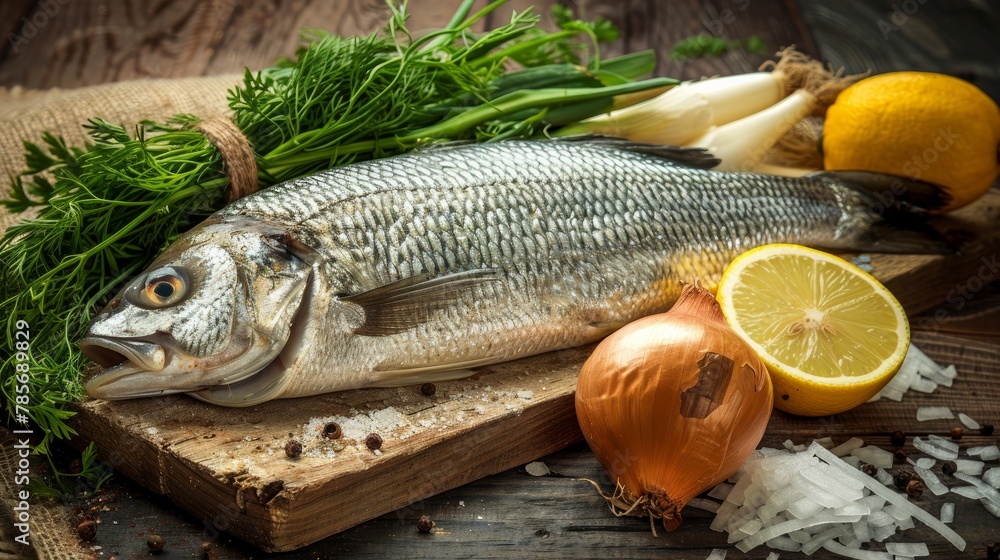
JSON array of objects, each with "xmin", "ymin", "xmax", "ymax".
[{"xmin": 576, "ymin": 283, "xmax": 772, "ymax": 531}]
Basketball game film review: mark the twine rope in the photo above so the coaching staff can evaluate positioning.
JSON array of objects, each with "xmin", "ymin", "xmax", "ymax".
[{"xmin": 196, "ymin": 116, "xmax": 258, "ymax": 201}]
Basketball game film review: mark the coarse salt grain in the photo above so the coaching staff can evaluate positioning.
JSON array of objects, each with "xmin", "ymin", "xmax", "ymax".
[
  {"xmin": 916, "ymin": 406, "xmax": 954, "ymax": 421},
  {"xmin": 979, "ymin": 446, "xmax": 1000, "ymax": 461},
  {"xmin": 912, "ymin": 437, "xmax": 958, "ymax": 461},
  {"xmin": 850, "ymin": 446, "xmax": 893, "ymax": 469},
  {"xmin": 957, "ymin": 413, "xmax": 980, "ymax": 430},
  {"xmin": 955, "ymin": 459, "xmax": 984, "ymax": 476},
  {"xmin": 830, "ymin": 437, "xmax": 865, "ymax": 457},
  {"xmin": 953, "ymin": 472, "xmax": 1000, "ymax": 507},
  {"xmin": 875, "ymin": 468, "xmax": 894, "ymax": 488},
  {"xmin": 913, "ymin": 465, "xmax": 948, "ymax": 497},
  {"xmin": 983, "ymin": 467, "xmax": 1000, "ymax": 488},
  {"xmin": 704, "ymin": 549, "xmax": 727, "ymax": 560},
  {"xmin": 688, "ymin": 498, "xmax": 721, "ymax": 513},
  {"xmin": 525, "ymin": 461, "xmax": 549, "ymax": 476},
  {"xmin": 884, "ymin": 542, "xmax": 929, "ymax": 557},
  {"xmin": 927, "ymin": 434, "xmax": 959, "ymax": 452},
  {"xmin": 940, "ymin": 502, "xmax": 954, "ymax": 523},
  {"xmin": 949, "ymin": 486, "xmax": 981, "ymax": 500},
  {"xmin": 982, "ymin": 499, "xmax": 1000, "ymax": 518}
]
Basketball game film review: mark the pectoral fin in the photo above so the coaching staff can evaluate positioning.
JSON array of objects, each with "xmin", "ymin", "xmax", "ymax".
[
  {"xmin": 342, "ymin": 268, "xmax": 500, "ymax": 336},
  {"xmin": 367, "ymin": 357, "xmax": 499, "ymax": 387}
]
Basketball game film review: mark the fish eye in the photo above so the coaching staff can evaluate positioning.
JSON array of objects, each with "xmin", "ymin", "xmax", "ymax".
[{"xmin": 140, "ymin": 267, "xmax": 188, "ymax": 308}]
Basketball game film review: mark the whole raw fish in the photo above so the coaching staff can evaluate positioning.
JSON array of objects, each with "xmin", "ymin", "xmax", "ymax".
[{"xmin": 80, "ymin": 138, "xmax": 943, "ymax": 405}]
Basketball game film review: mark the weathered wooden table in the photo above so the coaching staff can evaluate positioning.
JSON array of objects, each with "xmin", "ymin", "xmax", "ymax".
[{"xmin": 2, "ymin": 0, "xmax": 998, "ymax": 558}]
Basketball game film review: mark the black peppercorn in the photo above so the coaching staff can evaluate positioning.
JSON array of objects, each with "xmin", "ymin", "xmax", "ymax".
[
  {"xmin": 421, "ymin": 383, "xmax": 436, "ymax": 396},
  {"xmin": 950, "ymin": 427, "xmax": 963, "ymax": 440},
  {"xmin": 285, "ymin": 439, "xmax": 302, "ymax": 458},
  {"xmin": 893, "ymin": 469, "xmax": 914, "ymax": 489},
  {"xmin": 980, "ymin": 424, "xmax": 995, "ymax": 436},
  {"xmin": 860, "ymin": 462, "xmax": 878, "ymax": 477},
  {"xmin": 417, "ymin": 515, "xmax": 435, "ymax": 533},
  {"xmin": 366, "ymin": 433, "xmax": 383, "ymax": 451},
  {"xmin": 894, "ymin": 448, "xmax": 909, "ymax": 463},
  {"xmin": 905, "ymin": 478, "xmax": 924, "ymax": 498},
  {"xmin": 941, "ymin": 460, "xmax": 957, "ymax": 476},
  {"xmin": 323, "ymin": 422, "xmax": 342, "ymax": 439},
  {"xmin": 890, "ymin": 430, "xmax": 906, "ymax": 448},
  {"xmin": 77, "ymin": 520, "xmax": 97, "ymax": 542},
  {"xmin": 147, "ymin": 534, "xmax": 165, "ymax": 553},
  {"xmin": 201, "ymin": 541, "xmax": 218, "ymax": 560}
]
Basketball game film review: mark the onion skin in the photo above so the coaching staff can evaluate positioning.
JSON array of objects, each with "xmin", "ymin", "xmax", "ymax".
[{"xmin": 575, "ymin": 284, "xmax": 772, "ymax": 531}]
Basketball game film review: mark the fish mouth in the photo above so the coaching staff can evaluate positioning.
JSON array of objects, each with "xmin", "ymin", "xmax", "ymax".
[{"xmin": 79, "ymin": 337, "xmax": 180, "ymax": 399}]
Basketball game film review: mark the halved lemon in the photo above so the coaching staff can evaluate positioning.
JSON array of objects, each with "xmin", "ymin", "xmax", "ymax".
[{"xmin": 716, "ymin": 244, "xmax": 910, "ymax": 416}]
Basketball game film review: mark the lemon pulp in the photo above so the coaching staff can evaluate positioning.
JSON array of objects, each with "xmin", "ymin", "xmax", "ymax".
[{"xmin": 717, "ymin": 244, "xmax": 910, "ymax": 416}]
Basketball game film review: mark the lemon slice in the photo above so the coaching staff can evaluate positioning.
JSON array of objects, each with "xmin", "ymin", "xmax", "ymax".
[{"xmin": 716, "ymin": 244, "xmax": 910, "ymax": 416}]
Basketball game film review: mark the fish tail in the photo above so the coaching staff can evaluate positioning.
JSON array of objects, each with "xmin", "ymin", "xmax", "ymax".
[{"xmin": 813, "ymin": 170, "xmax": 958, "ymax": 255}]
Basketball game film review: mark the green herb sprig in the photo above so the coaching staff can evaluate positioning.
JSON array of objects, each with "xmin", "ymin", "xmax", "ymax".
[
  {"xmin": 670, "ymin": 33, "xmax": 767, "ymax": 61},
  {"xmin": 0, "ymin": 0, "xmax": 673, "ymax": 478}
]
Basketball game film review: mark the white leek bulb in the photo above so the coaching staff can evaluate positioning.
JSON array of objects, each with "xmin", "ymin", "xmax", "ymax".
[
  {"xmin": 560, "ymin": 72, "xmax": 786, "ymax": 146},
  {"xmin": 690, "ymin": 89, "xmax": 817, "ymax": 173}
]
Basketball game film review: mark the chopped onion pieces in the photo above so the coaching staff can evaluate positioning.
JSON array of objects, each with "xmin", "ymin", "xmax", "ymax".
[
  {"xmin": 808, "ymin": 443, "xmax": 966, "ymax": 551},
  {"xmin": 822, "ymin": 541, "xmax": 892, "ymax": 559},
  {"xmin": 735, "ymin": 512, "xmax": 861, "ymax": 552}
]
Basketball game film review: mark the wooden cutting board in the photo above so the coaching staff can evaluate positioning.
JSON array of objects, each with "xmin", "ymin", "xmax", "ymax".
[{"xmin": 70, "ymin": 190, "xmax": 1000, "ymax": 552}]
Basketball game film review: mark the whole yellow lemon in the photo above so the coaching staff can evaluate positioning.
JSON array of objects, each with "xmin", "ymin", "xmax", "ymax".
[{"xmin": 823, "ymin": 72, "xmax": 1000, "ymax": 212}]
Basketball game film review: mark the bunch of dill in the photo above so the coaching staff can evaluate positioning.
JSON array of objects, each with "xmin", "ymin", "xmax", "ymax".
[{"xmin": 0, "ymin": 0, "xmax": 671, "ymax": 471}]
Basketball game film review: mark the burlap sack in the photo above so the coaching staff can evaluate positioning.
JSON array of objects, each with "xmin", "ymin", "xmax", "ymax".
[
  {"xmin": 0, "ymin": 74, "xmax": 242, "ymax": 185},
  {"xmin": 0, "ymin": 74, "xmax": 241, "ymax": 560},
  {"xmin": 0, "ymin": 429, "xmax": 82, "ymax": 560}
]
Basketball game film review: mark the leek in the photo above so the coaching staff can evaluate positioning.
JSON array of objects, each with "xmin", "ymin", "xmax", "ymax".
[{"xmin": 559, "ymin": 48, "xmax": 860, "ymax": 176}]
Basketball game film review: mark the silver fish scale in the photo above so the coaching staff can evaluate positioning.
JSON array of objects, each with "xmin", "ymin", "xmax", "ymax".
[{"xmin": 215, "ymin": 140, "xmax": 869, "ymax": 394}]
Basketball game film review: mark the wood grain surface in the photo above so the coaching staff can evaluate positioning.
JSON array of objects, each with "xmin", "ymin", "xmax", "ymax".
[
  {"xmin": 0, "ymin": 0, "xmax": 811, "ymax": 89},
  {"xmin": 68, "ymin": 330, "xmax": 1000, "ymax": 558},
  {"xmin": 4, "ymin": 0, "xmax": 999, "ymax": 557},
  {"xmin": 66, "ymin": 188, "xmax": 1000, "ymax": 552}
]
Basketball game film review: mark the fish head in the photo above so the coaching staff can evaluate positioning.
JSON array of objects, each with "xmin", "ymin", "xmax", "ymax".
[{"xmin": 80, "ymin": 222, "xmax": 311, "ymax": 400}]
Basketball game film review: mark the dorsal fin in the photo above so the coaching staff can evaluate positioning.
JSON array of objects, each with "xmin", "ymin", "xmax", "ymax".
[{"xmin": 553, "ymin": 135, "xmax": 721, "ymax": 169}]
